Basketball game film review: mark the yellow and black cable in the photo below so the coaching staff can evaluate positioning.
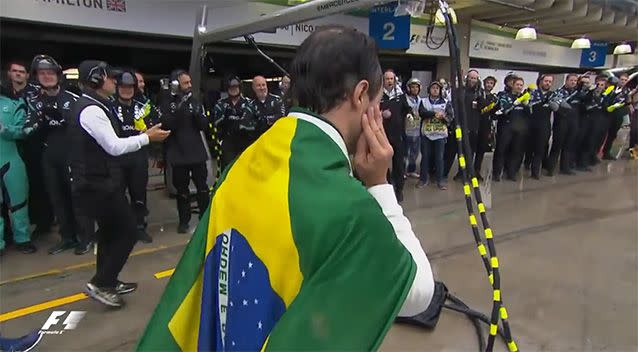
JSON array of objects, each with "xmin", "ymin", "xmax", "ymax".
[{"xmin": 439, "ymin": 3, "xmax": 518, "ymax": 351}]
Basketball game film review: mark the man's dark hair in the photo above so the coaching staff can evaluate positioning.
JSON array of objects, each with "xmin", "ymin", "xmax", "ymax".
[
  {"xmin": 595, "ymin": 74, "xmax": 608, "ymax": 82},
  {"xmin": 565, "ymin": 73, "xmax": 579, "ymax": 81},
  {"xmin": 289, "ymin": 25, "xmax": 382, "ymax": 114},
  {"xmin": 512, "ymin": 77, "xmax": 525, "ymax": 85},
  {"xmin": 483, "ymin": 76, "xmax": 496, "ymax": 83},
  {"xmin": 5, "ymin": 61, "xmax": 27, "ymax": 72},
  {"xmin": 619, "ymin": 72, "xmax": 629, "ymax": 79}
]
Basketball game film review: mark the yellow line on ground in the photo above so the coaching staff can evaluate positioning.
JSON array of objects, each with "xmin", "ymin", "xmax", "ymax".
[
  {"xmin": 0, "ymin": 241, "xmax": 187, "ymax": 286},
  {"xmin": 0, "ymin": 267, "xmax": 177, "ymax": 323},
  {"xmin": 0, "ymin": 293, "xmax": 88, "ymax": 323},
  {"xmin": 154, "ymin": 269, "xmax": 175, "ymax": 279}
]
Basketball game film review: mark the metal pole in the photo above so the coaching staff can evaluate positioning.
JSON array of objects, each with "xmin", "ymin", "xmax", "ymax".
[
  {"xmin": 197, "ymin": 0, "xmax": 393, "ymax": 45},
  {"xmin": 189, "ymin": 5, "xmax": 205, "ymax": 100}
]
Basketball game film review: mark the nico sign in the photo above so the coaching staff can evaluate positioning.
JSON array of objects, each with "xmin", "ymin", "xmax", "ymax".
[{"xmin": 369, "ymin": 2, "xmax": 410, "ymax": 50}]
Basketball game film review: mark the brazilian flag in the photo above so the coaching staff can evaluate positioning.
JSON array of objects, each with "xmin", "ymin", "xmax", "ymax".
[{"xmin": 137, "ymin": 108, "xmax": 417, "ymax": 351}]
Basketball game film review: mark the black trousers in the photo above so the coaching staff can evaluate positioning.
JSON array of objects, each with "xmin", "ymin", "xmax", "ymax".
[
  {"xmin": 220, "ymin": 137, "xmax": 253, "ymax": 173},
  {"xmin": 591, "ymin": 115, "xmax": 610, "ymax": 162},
  {"xmin": 74, "ymin": 189, "xmax": 137, "ymax": 288},
  {"xmin": 41, "ymin": 149, "xmax": 78, "ymax": 242},
  {"xmin": 20, "ymin": 142, "xmax": 54, "ymax": 230},
  {"xmin": 388, "ymin": 136, "xmax": 405, "ymax": 195},
  {"xmin": 527, "ymin": 116, "xmax": 552, "ymax": 177},
  {"xmin": 475, "ymin": 119, "xmax": 493, "ymax": 176},
  {"xmin": 630, "ymin": 112, "xmax": 638, "ymax": 148},
  {"xmin": 121, "ymin": 149, "xmax": 149, "ymax": 230},
  {"xmin": 445, "ymin": 129, "xmax": 478, "ymax": 177},
  {"xmin": 547, "ymin": 116, "xmax": 578, "ymax": 173},
  {"xmin": 172, "ymin": 162, "xmax": 209, "ymax": 226},
  {"xmin": 602, "ymin": 113, "xmax": 623, "ymax": 157},
  {"xmin": 576, "ymin": 116, "xmax": 597, "ymax": 167},
  {"xmin": 493, "ymin": 120, "xmax": 528, "ymax": 179}
]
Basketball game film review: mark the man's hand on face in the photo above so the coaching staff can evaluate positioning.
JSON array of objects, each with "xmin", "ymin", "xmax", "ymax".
[
  {"xmin": 144, "ymin": 123, "xmax": 171, "ymax": 142},
  {"xmin": 354, "ymin": 105, "xmax": 393, "ymax": 188}
]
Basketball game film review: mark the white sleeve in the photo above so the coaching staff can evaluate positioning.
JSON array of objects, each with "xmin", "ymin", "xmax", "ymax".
[
  {"xmin": 79, "ymin": 105, "xmax": 150, "ymax": 157},
  {"xmin": 367, "ymin": 184, "xmax": 435, "ymax": 317}
]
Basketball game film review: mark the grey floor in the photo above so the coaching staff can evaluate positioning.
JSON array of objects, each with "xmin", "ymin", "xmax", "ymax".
[{"xmin": 0, "ymin": 161, "xmax": 636, "ymax": 351}]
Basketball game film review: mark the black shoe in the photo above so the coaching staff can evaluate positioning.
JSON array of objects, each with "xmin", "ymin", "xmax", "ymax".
[
  {"xmin": 531, "ymin": 174, "xmax": 541, "ymax": 180},
  {"xmin": 453, "ymin": 173, "xmax": 463, "ymax": 182},
  {"xmin": 493, "ymin": 174, "xmax": 501, "ymax": 182},
  {"xmin": 602, "ymin": 154, "xmax": 615, "ymax": 160},
  {"xmin": 115, "ymin": 281, "xmax": 138, "ymax": 295},
  {"xmin": 31, "ymin": 226, "xmax": 51, "ymax": 239},
  {"xmin": 137, "ymin": 229, "xmax": 153, "ymax": 243},
  {"xmin": 545, "ymin": 170, "xmax": 555, "ymax": 177},
  {"xmin": 505, "ymin": 175, "xmax": 517, "ymax": 182},
  {"xmin": 177, "ymin": 223, "xmax": 189, "ymax": 234},
  {"xmin": 15, "ymin": 241, "xmax": 37, "ymax": 254},
  {"xmin": 85, "ymin": 283, "xmax": 123, "ymax": 307},
  {"xmin": 48, "ymin": 240, "xmax": 78, "ymax": 255},
  {"xmin": 74, "ymin": 241, "xmax": 94, "ymax": 255},
  {"xmin": 591, "ymin": 158, "xmax": 601, "ymax": 165},
  {"xmin": 560, "ymin": 169, "xmax": 576, "ymax": 175},
  {"xmin": 576, "ymin": 166, "xmax": 592, "ymax": 172}
]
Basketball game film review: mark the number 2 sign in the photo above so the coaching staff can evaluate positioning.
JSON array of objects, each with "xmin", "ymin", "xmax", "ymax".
[{"xmin": 369, "ymin": 2, "xmax": 410, "ymax": 50}]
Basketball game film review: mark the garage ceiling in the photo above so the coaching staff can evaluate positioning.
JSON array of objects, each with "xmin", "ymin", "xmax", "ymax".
[{"xmin": 452, "ymin": 0, "xmax": 638, "ymax": 43}]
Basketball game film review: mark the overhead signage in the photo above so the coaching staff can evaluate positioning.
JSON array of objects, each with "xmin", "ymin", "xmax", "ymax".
[
  {"xmin": 580, "ymin": 41, "xmax": 608, "ymax": 67},
  {"xmin": 469, "ymin": 30, "xmax": 583, "ymax": 68},
  {"xmin": 368, "ymin": 2, "xmax": 411, "ymax": 50},
  {"xmin": 1, "ymin": 0, "xmax": 447, "ymax": 57}
]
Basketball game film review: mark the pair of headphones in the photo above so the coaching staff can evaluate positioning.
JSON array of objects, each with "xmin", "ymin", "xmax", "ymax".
[
  {"xmin": 464, "ymin": 69, "xmax": 482, "ymax": 90},
  {"xmin": 30, "ymin": 54, "xmax": 62, "ymax": 77},
  {"xmin": 536, "ymin": 73, "xmax": 548, "ymax": 86},
  {"xmin": 87, "ymin": 61, "xmax": 109, "ymax": 87},
  {"xmin": 170, "ymin": 69, "xmax": 187, "ymax": 92}
]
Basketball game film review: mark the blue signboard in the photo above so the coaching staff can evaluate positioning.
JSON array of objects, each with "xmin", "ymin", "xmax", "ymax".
[
  {"xmin": 580, "ymin": 41, "xmax": 608, "ymax": 67},
  {"xmin": 369, "ymin": 2, "xmax": 410, "ymax": 50}
]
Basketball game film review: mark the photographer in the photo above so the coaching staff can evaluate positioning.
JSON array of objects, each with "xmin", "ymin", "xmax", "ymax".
[
  {"xmin": 159, "ymin": 70, "xmax": 210, "ymax": 234},
  {"xmin": 69, "ymin": 60, "xmax": 169, "ymax": 307},
  {"xmin": 492, "ymin": 76, "xmax": 531, "ymax": 181},
  {"xmin": 546, "ymin": 74, "xmax": 586, "ymax": 176},
  {"xmin": 527, "ymin": 74, "xmax": 554, "ymax": 179}
]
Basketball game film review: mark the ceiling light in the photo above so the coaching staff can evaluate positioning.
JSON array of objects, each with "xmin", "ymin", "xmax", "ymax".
[
  {"xmin": 571, "ymin": 37, "xmax": 591, "ymax": 49},
  {"xmin": 613, "ymin": 43, "xmax": 633, "ymax": 55},
  {"xmin": 434, "ymin": 7, "xmax": 457, "ymax": 26},
  {"xmin": 515, "ymin": 26, "xmax": 536, "ymax": 41}
]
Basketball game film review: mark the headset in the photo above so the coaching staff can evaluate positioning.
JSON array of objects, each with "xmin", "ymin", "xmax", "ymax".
[
  {"xmin": 86, "ymin": 61, "xmax": 109, "ymax": 88},
  {"xmin": 170, "ymin": 69, "xmax": 188, "ymax": 94},
  {"xmin": 30, "ymin": 54, "xmax": 62, "ymax": 77},
  {"xmin": 30, "ymin": 54, "xmax": 63, "ymax": 88},
  {"xmin": 116, "ymin": 70, "xmax": 138, "ymax": 87}
]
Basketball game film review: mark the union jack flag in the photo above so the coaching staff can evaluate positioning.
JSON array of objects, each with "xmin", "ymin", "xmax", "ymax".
[{"xmin": 106, "ymin": 0, "xmax": 126, "ymax": 12}]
